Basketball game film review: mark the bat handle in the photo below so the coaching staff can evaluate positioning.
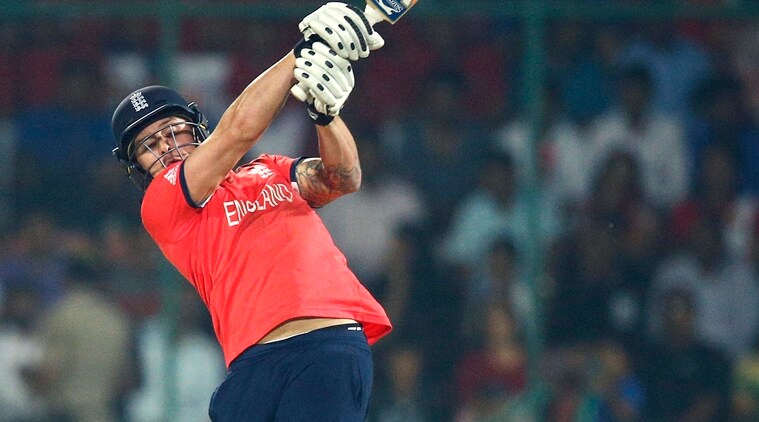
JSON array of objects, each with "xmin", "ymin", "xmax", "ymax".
[{"xmin": 291, "ymin": 83, "xmax": 309, "ymax": 102}]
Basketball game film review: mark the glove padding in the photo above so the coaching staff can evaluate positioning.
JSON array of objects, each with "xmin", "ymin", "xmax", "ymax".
[
  {"xmin": 293, "ymin": 41, "xmax": 355, "ymax": 120},
  {"xmin": 299, "ymin": 2, "xmax": 384, "ymax": 61}
]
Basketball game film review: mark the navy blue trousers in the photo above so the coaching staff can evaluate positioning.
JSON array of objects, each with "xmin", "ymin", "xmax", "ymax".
[{"xmin": 208, "ymin": 324, "xmax": 373, "ymax": 422}]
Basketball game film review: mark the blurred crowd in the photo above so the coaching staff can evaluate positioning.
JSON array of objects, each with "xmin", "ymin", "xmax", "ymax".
[{"xmin": 2, "ymin": 1, "xmax": 759, "ymax": 421}]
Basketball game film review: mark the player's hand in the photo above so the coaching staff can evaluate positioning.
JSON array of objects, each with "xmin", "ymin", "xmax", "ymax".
[
  {"xmin": 299, "ymin": 2, "xmax": 385, "ymax": 61},
  {"xmin": 293, "ymin": 41, "xmax": 356, "ymax": 123}
]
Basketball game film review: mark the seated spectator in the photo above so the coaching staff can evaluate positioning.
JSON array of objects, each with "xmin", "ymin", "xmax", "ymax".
[
  {"xmin": 669, "ymin": 144, "xmax": 757, "ymax": 262},
  {"xmin": 15, "ymin": 59, "xmax": 113, "ymax": 228},
  {"xmin": 540, "ymin": 344, "xmax": 600, "ymax": 422},
  {"xmin": 731, "ymin": 337, "xmax": 759, "ymax": 422},
  {"xmin": 639, "ymin": 288, "xmax": 731, "ymax": 421},
  {"xmin": 688, "ymin": 75, "xmax": 759, "ymax": 196},
  {"xmin": 495, "ymin": 80, "xmax": 594, "ymax": 218},
  {"xmin": 588, "ymin": 64, "xmax": 689, "ymax": 211},
  {"xmin": 0, "ymin": 284, "xmax": 45, "ymax": 422},
  {"xmin": 30, "ymin": 259, "xmax": 134, "ymax": 422},
  {"xmin": 550, "ymin": 152, "xmax": 659, "ymax": 348},
  {"xmin": 588, "ymin": 340, "xmax": 646, "ymax": 421},
  {"xmin": 384, "ymin": 71, "xmax": 490, "ymax": 230},
  {"xmin": 618, "ymin": 21, "xmax": 711, "ymax": 117},
  {"xmin": 127, "ymin": 283, "xmax": 225, "ymax": 422},
  {"xmin": 371, "ymin": 340, "xmax": 433, "ymax": 422},
  {"xmin": 371, "ymin": 223, "xmax": 465, "ymax": 420},
  {"xmin": 458, "ymin": 236, "xmax": 534, "ymax": 344},
  {"xmin": 440, "ymin": 149, "xmax": 560, "ymax": 277},
  {"xmin": 0, "ymin": 211, "xmax": 67, "ymax": 308},
  {"xmin": 454, "ymin": 302, "xmax": 528, "ymax": 421},
  {"xmin": 647, "ymin": 216, "xmax": 759, "ymax": 359}
]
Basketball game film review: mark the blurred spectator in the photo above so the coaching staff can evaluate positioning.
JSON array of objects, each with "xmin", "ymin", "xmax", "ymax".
[
  {"xmin": 453, "ymin": 302, "xmax": 528, "ymax": 422},
  {"xmin": 0, "ymin": 212, "xmax": 67, "ymax": 307},
  {"xmin": 458, "ymin": 236, "xmax": 534, "ymax": 344},
  {"xmin": 97, "ymin": 219, "xmax": 162, "ymax": 319},
  {"xmin": 371, "ymin": 341, "xmax": 433, "ymax": 422},
  {"xmin": 541, "ymin": 345, "xmax": 601, "ymax": 422},
  {"xmin": 688, "ymin": 75, "xmax": 759, "ymax": 196},
  {"xmin": 318, "ymin": 129, "xmax": 427, "ymax": 287},
  {"xmin": 549, "ymin": 152, "xmax": 659, "ymax": 348},
  {"xmin": 548, "ymin": 220, "xmax": 624, "ymax": 346},
  {"xmin": 370, "ymin": 223, "xmax": 464, "ymax": 421},
  {"xmin": 669, "ymin": 144, "xmax": 757, "ymax": 262},
  {"xmin": 126, "ymin": 284, "xmax": 225, "ymax": 422},
  {"xmin": 618, "ymin": 21, "xmax": 711, "ymax": 117},
  {"xmin": 353, "ymin": 21, "xmax": 439, "ymax": 125},
  {"xmin": 731, "ymin": 337, "xmax": 759, "ymax": 422},
  {"xmin": 639, "ymin": 288, "xmax": 731, "ymax": 421},
  {"xmin": 588, "ymin": 340, "xmax": 646, "ymax": 422},
  {"xmin": 647, "ymin": 216, "xmax": 759, "ymax": 359},
  {"xmin": 454, "ymin": 17, "xmax": 511, "ymax": 124},
  {"xmin": 384, "ymin": 70, "xmax": 490, "ymax": 230},
  {"xmin": 439, "ymin": 149, "xmax": 560, "ymax": 275},
  {"xmin": 589, "ymin": 64, "xmax": 689, "ymax": 210},
  {"xmin": 0, "ymin": 284, "xmax": 45, "ymax": 422},
  {"xmin": 550, "ymin": 23, "xmax": 619, "ymax": 124},
  {"xmin": 729, "ymin": 21, "xmax": 759, "ymax": 121},
  {"xmin": 495, "ymin": 80, "xmax": 594, "ymax": 217},
  {"xmin": 30, "ymin": 258, "xmax": 133, "ymax": 422},
  {"xmin": 17, "ymin": 19, "xmax": 68, "ymax": 108},
  {"xmin": 14, "ymin": 59, "xmax": 113, "ymax": 228}
]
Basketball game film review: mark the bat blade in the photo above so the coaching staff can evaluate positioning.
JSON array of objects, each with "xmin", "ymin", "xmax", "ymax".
[{"xmin": 364, "ymin": 0, "xmax": 419, "ymax": 25}]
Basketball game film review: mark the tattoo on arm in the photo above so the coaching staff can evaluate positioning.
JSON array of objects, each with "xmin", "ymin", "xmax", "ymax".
[{"xmin": 296, "ymin": 158, "xmax": 361, "ymax": 207}]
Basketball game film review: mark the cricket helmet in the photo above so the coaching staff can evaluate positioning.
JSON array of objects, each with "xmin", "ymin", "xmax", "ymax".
[{"xmin": 111, "ymin": 85, "xmax": 209, "ymax": 190}]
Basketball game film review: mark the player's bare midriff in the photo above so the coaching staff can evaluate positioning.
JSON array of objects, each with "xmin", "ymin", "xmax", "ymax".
[{"xmin": 258, "ymin": 317, "xmax": 359, "ymax": 344}]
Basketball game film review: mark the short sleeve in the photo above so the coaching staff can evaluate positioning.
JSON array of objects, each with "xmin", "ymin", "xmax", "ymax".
[
  {"xmin": 141, "ymin": 163, "xmax": 199, "ymax": 243},
  {"xmin": 260, "ymin": 154, "xmax": 299, "ymax": 183}
]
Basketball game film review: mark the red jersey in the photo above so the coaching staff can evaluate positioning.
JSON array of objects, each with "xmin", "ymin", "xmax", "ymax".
[{"xmin": 141, "ymin": 154, "xmax": 392, "ymax": 366}]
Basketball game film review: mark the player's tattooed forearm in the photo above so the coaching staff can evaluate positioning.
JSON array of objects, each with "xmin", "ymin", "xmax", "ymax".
[
  {"xmin": 296, "ymin": 158, "xmax": 360, "ymax": 207},
  {"xmin": 323, "ymin": 163, "xmax": 361, "ymax": 192}
]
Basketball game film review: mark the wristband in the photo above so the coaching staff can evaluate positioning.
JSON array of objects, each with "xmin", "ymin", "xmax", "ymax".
[{"xmin": 307, "ymin": 104, "xmax": 335, "ymax": 126}]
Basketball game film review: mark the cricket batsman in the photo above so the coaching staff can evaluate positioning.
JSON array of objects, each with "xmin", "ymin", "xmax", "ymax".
[{"xmin": 109, "ymin": 3, "xmax": 400, "ymax": 420}]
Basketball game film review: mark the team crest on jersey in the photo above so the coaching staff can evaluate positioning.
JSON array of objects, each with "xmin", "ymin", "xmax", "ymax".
[
  {"xmin": 245, "ymin": 164, "xmax": 274, "ymax": 179},
  {"xmin": 164, "ymin": 167, "xmax": 178, "ymax": 185}
]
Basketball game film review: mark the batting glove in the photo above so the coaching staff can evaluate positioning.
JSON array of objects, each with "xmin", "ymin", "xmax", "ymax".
[
  {"xmin": 299, "ymin": 2, "xmax": 385, "ymax": 61},
  {"xmin": 293, "ymin": 40, "xmax": 356, "ymax": 125}
]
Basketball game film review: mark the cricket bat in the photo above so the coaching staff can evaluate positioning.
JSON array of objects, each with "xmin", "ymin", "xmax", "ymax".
[{"xmin": 291, "ymin": 0, "xmax": 419, "ymax": 102}]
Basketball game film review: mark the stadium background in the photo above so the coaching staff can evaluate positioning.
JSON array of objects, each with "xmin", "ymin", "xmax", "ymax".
[{"xmin": 1, "ymin": 0, "xmax": 759, "ymax": 420}]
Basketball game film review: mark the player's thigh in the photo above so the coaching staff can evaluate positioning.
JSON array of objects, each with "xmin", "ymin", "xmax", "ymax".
[
  {"xmin": 208, "ymin": 357, "xmax": 282, "ymax": 422},
  {"xmin": 275, "ymin": 340, "xmax": 373, "ymax": 421}
]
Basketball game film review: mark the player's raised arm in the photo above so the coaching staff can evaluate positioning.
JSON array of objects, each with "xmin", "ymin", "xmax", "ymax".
[
  {"xmin": 181, "ymin": 53, "xmax": 297, "ymax": 204},
  {"xmin": 289, "ymin": 39, "xmax": 365, "ymax": 207},
  {"xmin": 295, "ymin": 119, "xmax": 362, "ymax": 208}
]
